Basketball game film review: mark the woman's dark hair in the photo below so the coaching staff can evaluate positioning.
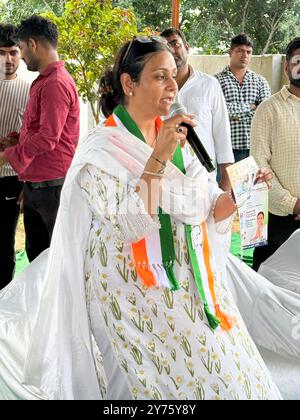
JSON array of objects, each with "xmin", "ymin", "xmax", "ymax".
[
  {"xmin": 286, "ymin": 37, "xmax": 300, "ymax": 62},
  {"xmin": 0, "ymin": 24, "xmax": 18, "ymax": 48},
  {"xmin": 257, "ymin": 211, "xmax": 264, "ymax": 218},
  {"xmin": 18, "ymin": 15, "xmax": 58, "ymax": 48},
  {"xmin": 100, "ymin": 36, "xmax": 171, "ymax": 118}
]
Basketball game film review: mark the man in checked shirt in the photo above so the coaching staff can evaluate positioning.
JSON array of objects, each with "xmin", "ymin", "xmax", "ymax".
[
  {"xmin": 250, "ymin": 38, "xmax": 300, "ymax": 271},
  {"xmin": 215, "ymin": 34, "xmax": 271, "ymax": 163}
]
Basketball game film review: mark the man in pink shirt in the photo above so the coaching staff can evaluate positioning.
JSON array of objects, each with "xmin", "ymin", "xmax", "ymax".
[{"xmin": 0, "ymin": 15, "xmax": 80, "ymax": 262}]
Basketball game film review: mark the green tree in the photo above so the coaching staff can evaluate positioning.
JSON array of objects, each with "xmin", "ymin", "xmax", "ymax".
[
  {"xmin": 0, "ymin": 0, "xmax": 6, "ymax": 20},
  {"xmin": 46, "ymin": 0, "xmax": 137, "ymax": 123},
  {"xmin": 113, "ymin": 0, "xmax": 171, "ymax": 31},
  {"xmin": 1, "ymin": 0, "xmax": 66, "ymax": 24},
  {"xmin": 116, "ymin": 0, "xmax": 300, "ymax": 54},
  {"xmin": 182, "ymin": 0, "xmax": 298, "ymax": 53},
  {"xmin": 186, "ymin": 0, "xmax": 298, "ymax": 54}
]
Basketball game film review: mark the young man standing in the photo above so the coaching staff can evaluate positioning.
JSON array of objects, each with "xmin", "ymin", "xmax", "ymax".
[
  {"xmin": 160, "ymin": 28, "xmax": 234, "ymax": 191},
  {"xmin": 0, "ymin": 16, "xmax": 80, "ymax": 263},
  {"xmin": 0, "ymin": 24, "xmax": 30, "ymax": 288},
  {"xmin": 251, "ymin": 38, "xmax": 300, "ymax": 271},
  {"xmin": 215, "ymin": 34, "xmax": 271, "ymax": 162}
]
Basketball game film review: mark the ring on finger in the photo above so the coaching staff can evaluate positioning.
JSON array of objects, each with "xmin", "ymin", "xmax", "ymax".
[{"xmin": 176, "ymin": 125, "xmax": 184, "ymax": 134}]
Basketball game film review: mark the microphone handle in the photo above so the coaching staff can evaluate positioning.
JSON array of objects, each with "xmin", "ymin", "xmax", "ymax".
[{"xmin": 180, "ymin": 123, "xmax": 215, "ymax": 173}]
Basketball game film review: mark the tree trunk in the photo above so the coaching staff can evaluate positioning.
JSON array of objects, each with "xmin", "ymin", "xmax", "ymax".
[
  {"xmin": 241, "ymin": 0, "xmax": 250, "ymax": 32},
  {"xmin": 261, "ymin": 0, "xmax": 294, "ymax": 54},
  {"xmin": 89, "ymin": 100, "xmax": 99, "ymax": 125},
  {"xmin": 261, "ymin": 18, "xmax": 277, "ymax": 54}
]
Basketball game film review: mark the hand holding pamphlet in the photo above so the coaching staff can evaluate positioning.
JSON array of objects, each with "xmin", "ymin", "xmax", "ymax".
[{"xmin": 227, "ymin": 156, "xmax": 269, "ymax": 250}]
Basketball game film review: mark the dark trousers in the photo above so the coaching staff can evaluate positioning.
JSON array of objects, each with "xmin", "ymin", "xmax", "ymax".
[
  {"xmin": 0, "ymin": 176, "xmax": 23, "ymax": 289},
  {"xmin": 233, "ymin": 149, "xmax": 249, "ymax": 163},
  {"xmin": 23, "ymin": 183, "xmax": 63, "ymax": 262},
  {"xmin": 253, "ymin": 212, "xmax": 300, "ymax": 271}
]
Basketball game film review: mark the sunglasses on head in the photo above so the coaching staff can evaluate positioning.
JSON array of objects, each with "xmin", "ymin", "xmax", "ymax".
[{"xmin": 120, "ymin": 35, "xmax": 166, "ymax": 70}]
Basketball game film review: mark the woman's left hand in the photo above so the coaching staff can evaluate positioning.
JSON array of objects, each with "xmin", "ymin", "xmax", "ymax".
[{"xmin": 254, "ymin": 168, "xmax": 273, "ymax": 189}]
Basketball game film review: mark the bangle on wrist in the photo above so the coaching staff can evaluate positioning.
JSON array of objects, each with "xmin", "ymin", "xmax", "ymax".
[
  {"xmin": 143, "ymin": 170, "xmax": 164, "ymax": 178},
  {"xmin": 150, "ymin": 154, "xmax": 167, "ymax": 167}
]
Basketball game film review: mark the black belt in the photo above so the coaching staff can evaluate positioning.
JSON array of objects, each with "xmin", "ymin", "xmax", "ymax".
[{"xmin": 25, "ymin": 178, "xmax": 65, "ymax": 190}]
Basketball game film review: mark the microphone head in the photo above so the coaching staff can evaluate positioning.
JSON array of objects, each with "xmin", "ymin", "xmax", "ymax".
[{"xmin": 170, "ymin": 102, "xmax": 187, "ymax": 117}]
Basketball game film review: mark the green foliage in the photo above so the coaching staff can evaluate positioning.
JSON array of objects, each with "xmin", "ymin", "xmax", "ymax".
[
  {"xmin": 45, "ymin": 0, "xmax": 137, "ymax": 123},
  {"xmin": 190, "ymin": 0, "xmax": 300, "ymax": 54},
  {"xmin": 3, "ymin": 0, "xmax": 300, "ymax": 54},
  {"xmin": 114, "ymin": 0, "xmax": 300, "ymax": 54},
  {"xmin": 0, "ymin": 0, "xmax": 5, "ymax": 20},
  {"xmin": 0, "ymin": 0, "xmax": 66, "ymax": 24},
  {"xmin": 114, "ymin": 0, "xmax": 171, "ymax": 31}
]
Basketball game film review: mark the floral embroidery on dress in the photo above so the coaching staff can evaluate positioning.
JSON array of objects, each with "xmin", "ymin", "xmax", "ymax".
[{"xmin": 81, "ymin": 164, "xmax": 281, "ymax": 401}]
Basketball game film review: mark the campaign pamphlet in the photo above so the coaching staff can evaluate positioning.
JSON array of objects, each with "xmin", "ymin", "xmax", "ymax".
[{"xmin": 227, "ymin": 156, "xmax": 269, "ymax": 250}]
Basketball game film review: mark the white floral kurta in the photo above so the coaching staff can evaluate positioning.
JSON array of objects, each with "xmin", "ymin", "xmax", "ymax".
[{"xmin": 81, "ymin": 164, "xmax": 282, "ymax": 401}]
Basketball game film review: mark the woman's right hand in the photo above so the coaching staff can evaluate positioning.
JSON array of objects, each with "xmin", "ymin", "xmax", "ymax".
[{"xmin": 153, "ymin": 114, "xmax": 196, "ymax": 161}]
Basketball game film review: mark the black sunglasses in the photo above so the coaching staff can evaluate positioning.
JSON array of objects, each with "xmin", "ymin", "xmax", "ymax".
[{"xmin": 120, "ymin": 35, "xmax": 166, "ymax": 70}]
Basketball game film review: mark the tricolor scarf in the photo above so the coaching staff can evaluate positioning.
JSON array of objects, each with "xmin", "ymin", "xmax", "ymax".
[{"xmin": 106, "ymin": 105, "xmax": 235, "ymax": 331}]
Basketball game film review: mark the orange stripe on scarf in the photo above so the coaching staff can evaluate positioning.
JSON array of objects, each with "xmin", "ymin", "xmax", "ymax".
[
  {"xmin": 105, "ymin": 115, "xmax": 117, "ymax": 127},
  {"xmin": 105, "ymin": 113, "xmax": 157, "ymax": 288},
  {"xmin": 132, "ymin": 239, "xmax": 157, "ymax": 287},
  {"xmin": 202, "ymin": 222, "xmax": 236, "ymax": 331}
]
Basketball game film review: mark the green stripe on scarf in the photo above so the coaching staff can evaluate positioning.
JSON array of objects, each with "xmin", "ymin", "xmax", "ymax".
[
  {"xmin": 158, "ymin": 144, "xmax": 185, "ymax": 291},
  {"xmin": 113, "ymin": 105, "xmax": 220, "ymax": 329},
  {"xmin": 114, "ymin": 104, "xmax": 145, "ymax": 141},
  {"xmin": 158, "ymin": 208, "xmax": 180, "ymax": 291},
  {"xmin": 114, "ymin": 105, "xmax": 180, "ymax": 291},
  {"xmin": 172, "ymin": 138, "xmax": 220, "ymax": 330},
  {"xmin": 186, "ymin": 225, "xmax": 220, "ymax": 330}
]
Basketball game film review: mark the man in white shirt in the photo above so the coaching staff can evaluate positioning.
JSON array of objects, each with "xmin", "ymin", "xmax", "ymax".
[
  {"xmin": 160, "ymin": 28, "xmax": 234, "ymax": 191},
  {"xmin": 0, "ymin": 24, "xmax": 30, "ymax": 288}
]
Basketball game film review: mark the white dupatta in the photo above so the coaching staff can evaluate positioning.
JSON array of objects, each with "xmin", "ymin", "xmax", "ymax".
[{"xmin": 13, "ymin": 125, "xmax": 217, "ymax": 399}]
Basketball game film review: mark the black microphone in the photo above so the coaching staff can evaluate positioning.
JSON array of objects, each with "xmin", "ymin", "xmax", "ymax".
[{"xmin": 170, "ymin": 102, "xmax": 215, "ymax": 173}]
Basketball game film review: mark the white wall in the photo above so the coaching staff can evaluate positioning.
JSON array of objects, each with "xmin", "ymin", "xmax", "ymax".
[{"xmin": 188, "ymin": 54, "xmax": 286, "ymax": 94}]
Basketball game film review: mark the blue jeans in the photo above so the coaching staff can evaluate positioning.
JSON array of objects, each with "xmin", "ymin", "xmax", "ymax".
[{"xmin": 233, "ymin": 149, "xmax": 249, "ymax": 163}]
